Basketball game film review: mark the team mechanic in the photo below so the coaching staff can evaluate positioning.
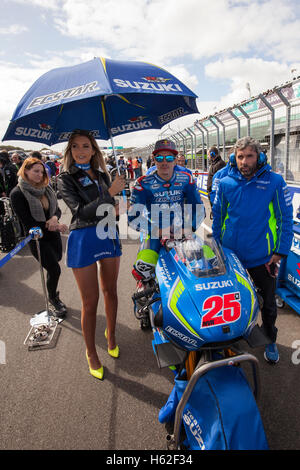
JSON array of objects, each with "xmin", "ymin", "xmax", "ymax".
[
  {"xmin": 128, "ymin": 139, "xmax": 205, "ymax": 279},
  {"xmin": 212, "ymin": 136, "xmax": 293, "ymax": 364}
]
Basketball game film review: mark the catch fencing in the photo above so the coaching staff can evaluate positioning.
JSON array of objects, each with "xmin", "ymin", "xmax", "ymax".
[{"xmin": 135, "ymin": 77, "xmax": 300, "ymax": 184}]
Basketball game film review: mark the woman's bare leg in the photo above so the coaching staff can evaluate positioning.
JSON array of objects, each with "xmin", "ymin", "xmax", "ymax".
[
  {"xmin": 72, "ymin": 264, "xmax": 101, "ymax": 369},
  {"xmin": 99, "ymin": 257, "xmax": 121, "ymax": 350}
]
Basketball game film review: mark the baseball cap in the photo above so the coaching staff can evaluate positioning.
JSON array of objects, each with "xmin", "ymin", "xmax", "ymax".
[{"xmin": 153, "ymin": 139, "xmax": 178, "ymax": 156}]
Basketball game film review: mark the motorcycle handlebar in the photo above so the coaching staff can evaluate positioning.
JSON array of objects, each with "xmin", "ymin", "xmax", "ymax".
[{"xmin": 132, "ymin": 286, "xmax": 157, "ymax": 301}]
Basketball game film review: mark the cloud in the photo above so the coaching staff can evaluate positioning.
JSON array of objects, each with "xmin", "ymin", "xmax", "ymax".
[
  {"xmin": 2, "ymin": 0, "xmax": 300, "ymax": 151},
  {"xmin": 0, "ymin": 24, "xmax": 28, "ymax": 35},
  {"xmin": 48, "ymin": 0, "xmax": 300, "ymax": 63},
  {"xmin": 205, "ymin": 57, "xmax": 296, "ymax": 108},
  {"xmin": 11, "ymin": 0, "xmax": 60, "ymax": 10}
]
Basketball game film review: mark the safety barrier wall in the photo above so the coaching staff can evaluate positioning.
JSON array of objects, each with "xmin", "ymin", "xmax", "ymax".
[{"xmin": 134, "ymin": 77, "xmax": 300, "ymax": 184}]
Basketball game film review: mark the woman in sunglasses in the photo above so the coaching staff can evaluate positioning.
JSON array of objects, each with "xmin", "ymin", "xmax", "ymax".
[
  {"xmin": 58, "ymin": 130, "xmax": 125, "ymax": 380},
  {"xmin": 128, "ymin": 139, "xmax": 205, "ymax": 280}
]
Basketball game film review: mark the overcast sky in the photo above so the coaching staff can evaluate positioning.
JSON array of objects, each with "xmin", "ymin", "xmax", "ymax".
[{"xmin": 1, "ymin": 0, "xmax": 300, "ymax": 151}]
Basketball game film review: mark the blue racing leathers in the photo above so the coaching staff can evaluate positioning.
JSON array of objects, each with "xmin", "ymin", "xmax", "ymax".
[
  {"xmin": 128, "ymin": 170, "xmax": 205, "ymax": 279},
  {"xmin": 212, "ymin": 163, "xmax": 293, "ymax": 269},
  {"xmin": 128, "ymin": 169, "xmax": 204, "ymax": 238}
]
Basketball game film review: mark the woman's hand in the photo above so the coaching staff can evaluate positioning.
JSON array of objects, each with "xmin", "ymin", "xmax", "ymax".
[
  {"xmin": 46, "ymin": 216, "xmax": 59, "ymax": 231},
  {"xmin": 108, "ymin": 174, "xmax": 126, "ymax": 197},
  {"xmin": 57, "ymin": 223, "xmax": 68, "ymax": 233},
  {"xmin": 46, "ymin": 217, "xmax": 68, "ymax": 233}
]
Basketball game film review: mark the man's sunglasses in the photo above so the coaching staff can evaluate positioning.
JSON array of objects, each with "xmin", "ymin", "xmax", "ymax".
[{"xmin": 154, "ymin": 154, "xmax": 176, "ymax": 162}]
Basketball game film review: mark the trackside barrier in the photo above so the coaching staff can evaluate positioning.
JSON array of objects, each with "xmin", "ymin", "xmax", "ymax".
[
  {"xmin": 0, "ymin": 227, "xmax": 61, "ymax": 349},
  {"xmin": 0, "ymin": 234, "xmax": 33, "ymax": 269}
]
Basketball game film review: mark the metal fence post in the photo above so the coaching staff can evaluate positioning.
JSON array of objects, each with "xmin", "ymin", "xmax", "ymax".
[
  {"xmin": 209, "ymin": 116, "xmax": 220, "ymax": 153},
  {"xmin": 213, "ymin": 115, "xmax": 226, "ymax": 159},
  {"xmin": 177, "ymin": 131, "xmax": 187, "ymax": 158},
  {"xmin": 227, "ymin": 108, "xmax": 241, "ymax": 139},
  {"xmin": 274, "ymin": 87, "xmax": 291, "ymax": 181},
  {"xmin": 236, "ymin": 104, "xmax": 251, "ymax": 136},
  {"xmin": 194, "ymin": 122, "xmax": 206, "ymax": 171},
  {"xmin": 186, "ymin": 127, "xmax": 197, "ymax": 169},
  {"xmin": 259, "ymin": 94, "xmax": 275, "ymax": 168}
]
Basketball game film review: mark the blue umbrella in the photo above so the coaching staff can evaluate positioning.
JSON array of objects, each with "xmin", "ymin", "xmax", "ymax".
[{"xmin": 3, "ymin": 57, "xmax": 199, "ymax": 148}]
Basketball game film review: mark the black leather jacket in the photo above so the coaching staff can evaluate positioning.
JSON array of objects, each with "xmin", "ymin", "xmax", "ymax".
[{"xmin": 57, "ymin": 165, "xmax": 116, "ymax": 231}]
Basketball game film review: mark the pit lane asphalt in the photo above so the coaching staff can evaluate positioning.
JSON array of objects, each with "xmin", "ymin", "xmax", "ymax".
[{"xmin": 0, "ymin": 198, "xmax": 299, "ymax": 450}]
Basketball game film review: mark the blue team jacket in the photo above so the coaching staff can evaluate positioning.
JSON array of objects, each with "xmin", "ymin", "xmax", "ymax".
[{"xmin": 212, "ymin": 164, "xmax": 293, "ymax": 268}]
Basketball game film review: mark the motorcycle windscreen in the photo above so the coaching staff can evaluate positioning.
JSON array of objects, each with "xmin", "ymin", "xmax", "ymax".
[{"xmin": 167, "ymin": 235, "xmax": 226, "ymax": 278}]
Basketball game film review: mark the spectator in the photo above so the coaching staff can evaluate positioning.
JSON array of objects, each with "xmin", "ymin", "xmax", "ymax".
[
  {"xmin": 212, "ymin": 136, "xmax": 293, "ymax": 364},
  {"xmin": 11, "ymin": 152, "xmax": 24, "ymax": 171},
  {"xmin": 30, "ymin": 151, "xmax": 52, "ymax": 179},
  {"xmin": 206, "ymin": 146, "xmax": 226, "ymax": 208},
  {"xmin": 146, "ymin": 155, "xmax": 152, "ymax": 169},
  {"xmin": 209, "ymin": 162, "xmax": 230, "ymax": 207},
  {"xmin": 127, "ymin": 157, "xmax": 134, "ymax": 179},
  {"xmin": 10, "ymin": 157, "xmax": 68, "ymax": 318},
  {"xmin": 0, "ymin": 151, "xmax": 18, "ymax": 196},
  {"xmin": 137, "ymin": 156, "xmax": 143, "ymax": 177},
  {"xmin": 45, "ymin": 156, "xmax": 57, "ymax": 178},
  {"xmin": 132, "ymin": 157, "xmax": 140, "ymax": 178},
  {"xmin": 117, "ymin": 155, "xmax": 127, "ymax": 174},
  {"xmin": 176, "ymin": 153, "xmax": 187, "ymax": 167}
]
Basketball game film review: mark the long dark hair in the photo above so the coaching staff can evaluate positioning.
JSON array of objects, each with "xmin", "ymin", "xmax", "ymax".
[{"xmin": 63, "ymin": 129, "xmax": 108, "ymax": 176}]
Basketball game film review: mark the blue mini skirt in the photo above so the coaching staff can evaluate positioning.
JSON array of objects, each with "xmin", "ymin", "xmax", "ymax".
[{"xmin": 66, "ymin": 225, "xmax": 122, "ymax": 268}]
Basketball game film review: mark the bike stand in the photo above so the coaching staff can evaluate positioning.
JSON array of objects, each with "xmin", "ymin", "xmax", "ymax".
[
  {"xmin": 24, "ymin": 229, "xmax": 62, "ymax": 350},
  {"xmin": 166, "ymin": 352, "xmax": 260, "ymax": 450}
]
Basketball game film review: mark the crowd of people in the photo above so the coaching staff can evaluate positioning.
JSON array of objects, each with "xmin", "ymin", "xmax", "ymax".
[{"xmin": 0, "ymin": 133, "xmax": 294, "ymax": 379}]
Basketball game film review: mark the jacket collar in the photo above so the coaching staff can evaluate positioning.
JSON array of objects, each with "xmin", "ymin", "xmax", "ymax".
[
  {"xmin": 68, "ymin": 164, "xmax": 102, "ymax": 176},
  {"xmin": 228, "ymin": 163, "xmax": 271, "ymax": 181}
]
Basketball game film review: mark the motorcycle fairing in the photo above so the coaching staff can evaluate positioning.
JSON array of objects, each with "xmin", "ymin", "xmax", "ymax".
[{"xmin": 155, "ymin": 235, "xmax": 259, "ymax": 350}]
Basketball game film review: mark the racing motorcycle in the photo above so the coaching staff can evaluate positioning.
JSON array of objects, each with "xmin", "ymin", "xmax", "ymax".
[{"xmin": 132, "ymin": 232, "xmax": 269, "ymax": 450}]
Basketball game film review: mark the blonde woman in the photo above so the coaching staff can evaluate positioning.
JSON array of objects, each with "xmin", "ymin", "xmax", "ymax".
[
  {"xmin": 10, "ymin": 157, "xmax": 68, "ymax": 317},
  {"xmin": 58, "ymin": 129, "xmax": 125, "ymax": 380}
]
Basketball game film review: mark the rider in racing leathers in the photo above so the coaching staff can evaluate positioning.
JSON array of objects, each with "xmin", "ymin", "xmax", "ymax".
[{"xmin": 128, "ymin": 139, "xmax": 205, "ymax": 280}]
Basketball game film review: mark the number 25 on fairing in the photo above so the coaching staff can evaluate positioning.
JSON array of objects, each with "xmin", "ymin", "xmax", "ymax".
[{"xmin": 201, "ymin": 292, "xmax": 241, "ymax": 328}]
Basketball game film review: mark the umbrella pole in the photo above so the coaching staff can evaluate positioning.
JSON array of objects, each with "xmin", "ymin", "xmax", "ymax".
[
  {"xmin": 101, "ymin": 96, "xmax": 126, "ymax": 198},
  {"xmin": 109, "ymin": 131, "xmax": 127, "ymax": 200},
  {"xmin": 109, "ymin": 133, "xmax": 121, "ymax": 176}
]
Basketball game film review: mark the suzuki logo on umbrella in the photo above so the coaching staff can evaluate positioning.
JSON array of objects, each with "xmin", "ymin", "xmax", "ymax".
[
  {"xmin": 113, "ymin": 78, "xmax": 183, "ymax": 93},
  {"xmin": 39, "ymin": 123, "xmax": 52, "ymax": 130},
  {"xmin": 143, "ymin": 77, "xmax": 171, "ymax": 83},
  {"xmin": 110, "ymin": 116, "xmax": 153, "ymax": 135},
  {"xmin": 128, "ymin": 116, "xmax": 148, "ymax": 123},
  {"xmin": 296, "ymin": 263, "xmax": 300, "ymax": 277}
]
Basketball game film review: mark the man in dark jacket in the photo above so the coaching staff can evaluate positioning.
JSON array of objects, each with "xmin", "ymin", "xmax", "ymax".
[
  {"xmin": 206, "ymin": 147, "xmax": 226, "ymax": 207},
  {"xmin": 0, "ymin": 151, "xmax": 18, "ymax": 196}
]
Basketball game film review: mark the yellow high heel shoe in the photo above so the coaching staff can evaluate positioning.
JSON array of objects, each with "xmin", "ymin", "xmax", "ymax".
[
  {"xmin": 105, "ymin": 328, "xmax": 120, "ymax": 358},
  {"xmin": 86, "ymin": 351, "xmax": 104, "ymax": 380}
]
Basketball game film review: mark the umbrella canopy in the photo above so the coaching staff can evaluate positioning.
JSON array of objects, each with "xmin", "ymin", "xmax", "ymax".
[{"xmin": 3, "ymin": 57, "xmax": 199, "ymax": 146}]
